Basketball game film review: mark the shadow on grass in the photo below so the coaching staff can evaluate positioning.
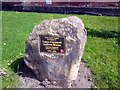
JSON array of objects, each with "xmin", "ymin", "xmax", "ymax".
[
  {"xmin": 86, "ymin": 28, "xmax": 119, "ymax": 39},
  {"xmin": 10, "ymin": 57, "xmax": 37, "ymax": 79}
]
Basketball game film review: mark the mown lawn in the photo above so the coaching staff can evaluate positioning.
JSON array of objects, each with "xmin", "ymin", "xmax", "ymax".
[{"xmin": 1, "ymin": 11, "xmax": 119, "ymax": 88}]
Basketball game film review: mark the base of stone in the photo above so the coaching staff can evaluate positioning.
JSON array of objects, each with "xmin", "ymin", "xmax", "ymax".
[{"xmin": 17, "ymin": 61, "xmax": 94, "ymax": 88}]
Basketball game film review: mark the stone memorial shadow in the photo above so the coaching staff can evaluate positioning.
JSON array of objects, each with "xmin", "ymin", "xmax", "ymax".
[
  {"xmin": 86, "ymin": 28, "xmax": 119, "ymax": 39},
  {"xmin": 10, "ymin": 57, "xmax": 37, "ymax": 79}
]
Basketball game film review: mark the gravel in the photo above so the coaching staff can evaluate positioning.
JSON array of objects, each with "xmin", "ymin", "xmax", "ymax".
[{"xmin": 17, "ymin": 61, "xmax": 94, "ymax": 88}]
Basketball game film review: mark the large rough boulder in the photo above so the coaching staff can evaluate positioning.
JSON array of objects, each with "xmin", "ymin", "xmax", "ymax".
[{"xmin": 24, "ymin": 16, "xmax": 87, "ymax": 87}]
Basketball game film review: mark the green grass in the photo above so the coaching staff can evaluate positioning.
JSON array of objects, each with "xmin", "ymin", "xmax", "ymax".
[
  {"xmin": 1, "ymin": 11, "xmax": 119, "ymax": 88},
  {"xmin": 0, "ymin": 11, "xmax": 2, "ymax": 89}
]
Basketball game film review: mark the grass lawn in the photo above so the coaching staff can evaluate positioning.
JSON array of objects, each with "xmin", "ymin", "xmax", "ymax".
[{"xmin": 1, "ymin": 11, "xmax": 119, "ymax": 88}]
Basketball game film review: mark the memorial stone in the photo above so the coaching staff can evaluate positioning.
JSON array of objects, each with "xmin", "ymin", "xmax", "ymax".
[{"xmin": 24, "ymin": 16, "xmax": 87, "ymax": 87}]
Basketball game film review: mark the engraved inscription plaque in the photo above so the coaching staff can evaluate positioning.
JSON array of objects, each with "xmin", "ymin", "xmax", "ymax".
[{"xmin": 39, "ymin": 35, "xmax": 65, "ymax": 53}]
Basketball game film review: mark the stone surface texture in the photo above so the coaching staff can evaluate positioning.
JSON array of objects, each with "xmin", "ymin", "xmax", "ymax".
[{"xmin": 24, "ymin": 16, "xmax": 87, "ymax": 87}]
